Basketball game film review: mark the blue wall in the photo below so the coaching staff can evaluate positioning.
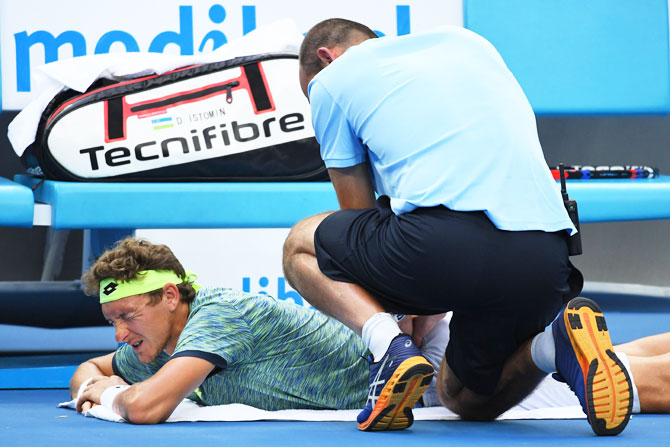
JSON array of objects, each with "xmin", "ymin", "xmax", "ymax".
[{"xmin": 465, "ymin": 0, "xmax": 670, "ymax": 115}]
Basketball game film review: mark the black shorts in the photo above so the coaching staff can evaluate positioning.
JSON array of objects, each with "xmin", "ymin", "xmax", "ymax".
[{"xmin": 314, "ymin": 195, "xmax": 583, "ymax": 395}]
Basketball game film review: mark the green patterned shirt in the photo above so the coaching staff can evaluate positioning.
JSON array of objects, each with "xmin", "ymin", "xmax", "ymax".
[{"xmin": 112, "ymin": 288, "xmax": 369, "ymax": 410}]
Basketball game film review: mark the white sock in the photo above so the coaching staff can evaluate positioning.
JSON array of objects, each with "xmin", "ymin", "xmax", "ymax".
[
  {"xmin": 531, "ymin": 325, "xmax": 557, "ymax": 373},
  {"xmin": 362, "ymin": 312, "xmax": 403, "ymax": 361}
]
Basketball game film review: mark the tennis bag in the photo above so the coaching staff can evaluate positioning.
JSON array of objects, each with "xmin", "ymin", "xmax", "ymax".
[{"xmin": 21, "ymin": 53, "xmax": 328, "ymax": 182}]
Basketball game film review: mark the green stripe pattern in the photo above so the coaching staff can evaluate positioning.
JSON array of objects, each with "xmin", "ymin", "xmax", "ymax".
[{"xmin": 114, "ymin": 287, "xmax": 369, "ymax": 410}]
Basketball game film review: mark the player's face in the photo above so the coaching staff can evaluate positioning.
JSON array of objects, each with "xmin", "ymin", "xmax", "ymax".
[{"xmin": 102, "ymin": 293, "xmax": 174, "ymax": 364}]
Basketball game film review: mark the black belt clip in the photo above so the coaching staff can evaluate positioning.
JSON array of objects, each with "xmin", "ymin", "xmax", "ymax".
[{"xmin": 559, "ymin": 163, "xmax": 583, "ymax": 256}]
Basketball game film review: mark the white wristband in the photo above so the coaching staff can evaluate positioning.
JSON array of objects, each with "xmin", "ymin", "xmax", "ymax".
[
  {"xmin": 76, "ymin": 377, "xmax": 94, "ymax": 401},
  {"xmin": 100, "ymin": 385, "xmax": 131, "ymax": 411}
]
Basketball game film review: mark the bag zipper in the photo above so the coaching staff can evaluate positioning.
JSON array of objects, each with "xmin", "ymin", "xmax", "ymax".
[{"xmin": 129, "ymin": 81, "xmax": 239, "ymax": 113}]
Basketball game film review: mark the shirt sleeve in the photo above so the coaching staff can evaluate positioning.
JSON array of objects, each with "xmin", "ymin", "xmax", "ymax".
[
  {"xmin": 112, "ymin": 344, "xmax": 167, "ymax": 384},
  {"xmin": 171, "ymin": 296, "xmax": 254, "ymax": 370},
  {"xmin": 309, "ymin": 80, "xmax": 367, "ymax": 168}
]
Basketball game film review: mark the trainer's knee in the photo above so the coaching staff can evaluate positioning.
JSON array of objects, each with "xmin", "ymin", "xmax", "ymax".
[
  {"xmin": 437, "ymin": 382, "xmax": 499, "ymax": 421},
  {"xmin": 436, "ymin": 360, "xmax": 500, "ymax": 422},
  {"xmin": 282, "ymin": 230, "xmax": 302, "ymax": 280},
  {"xmin": 436, "ymin": 357, "xmax": 462, "ymax": 414},
  {"xmin": 282, "ymin": 212, "xmax": 332, "ymax": 275}
]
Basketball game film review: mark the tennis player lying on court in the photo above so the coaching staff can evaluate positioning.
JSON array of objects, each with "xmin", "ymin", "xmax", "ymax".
[{"xmin": 71, "ymin": 237, "xmax": 669, "ymax": 424}]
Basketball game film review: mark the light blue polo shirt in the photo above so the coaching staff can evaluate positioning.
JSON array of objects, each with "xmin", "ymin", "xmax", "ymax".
[{"xmin": 308, "ymin": 26, "xmax": 576, "ymax": 234}]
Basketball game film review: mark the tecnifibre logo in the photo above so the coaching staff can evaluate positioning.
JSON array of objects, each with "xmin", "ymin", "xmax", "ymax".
[{"xmin": 1, "ymin": 3, "xmax": 412, "ymax": 106}]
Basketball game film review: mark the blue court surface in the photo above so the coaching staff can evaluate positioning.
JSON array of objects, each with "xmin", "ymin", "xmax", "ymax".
[{"xmin": 0, "ymin": 389, "xmax": 668, "ymax": 446}]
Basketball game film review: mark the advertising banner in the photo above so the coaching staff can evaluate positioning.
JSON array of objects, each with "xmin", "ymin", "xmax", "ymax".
[{"xmin": 0, "ymin": 0, "xmax": 462, "ymax": 110}]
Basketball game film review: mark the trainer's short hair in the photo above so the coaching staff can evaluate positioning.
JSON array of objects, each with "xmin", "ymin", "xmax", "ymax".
[{"xmin": 299, "ymin": 18, "xmax": 377, "ymax": 80}]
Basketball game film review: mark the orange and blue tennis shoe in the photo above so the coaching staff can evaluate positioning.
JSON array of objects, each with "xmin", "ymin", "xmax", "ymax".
[
  {"xmin": 357, "ymin": 334, "xmax": 434, "ymax": 431},
  {"xmin": 552, "ymin": 297, "xmax": 633, "ymax": 436}
]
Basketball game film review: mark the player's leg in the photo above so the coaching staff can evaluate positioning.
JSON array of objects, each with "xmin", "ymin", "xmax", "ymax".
[
  {"xmin": 625, "ymin": 352, "xmax": 670, "ymax": 413},
  {"xmin": 615, "ymin": 332, "xmax": 670, "ymax": 357}
]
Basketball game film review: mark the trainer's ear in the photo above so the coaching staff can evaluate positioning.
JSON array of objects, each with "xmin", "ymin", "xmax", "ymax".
[{"xmin": 316, "ymin": 47, "xmax": 337, "ymax": 66}]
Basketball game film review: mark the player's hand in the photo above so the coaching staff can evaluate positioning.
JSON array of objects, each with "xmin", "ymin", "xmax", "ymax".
[
  {"xmin": 76, "ymin": 375, "xmax": 127, "ymax": 413},
  {"xmin": 79, "ymin": 400, "xmax": 95, "ymax": 415}
]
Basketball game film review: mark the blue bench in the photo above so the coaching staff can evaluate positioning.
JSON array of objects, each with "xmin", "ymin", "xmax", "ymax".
[
  {"xmin": 14, "ymin": 175, "xmax": 340, "ymax": 230},
  {"xmin": 0, "ymin": 176, "xmax": 34, "ymax": 228},
  {"xmin": 3, "ymin": 174, "xmax": 668, "ymax": 280},
  {"xmin": 562, "ymin": 177, "xmax": 670, "ymax": 222},
  {"xmin": 10, "ymin": 174, "xmax": 670, "ymax": 229}
]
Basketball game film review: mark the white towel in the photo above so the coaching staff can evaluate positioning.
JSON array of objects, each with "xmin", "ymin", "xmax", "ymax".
[
  {"xmin": 8, "ymin": 19, "xmax": 304, "ymax": 157},
  {"xmin": 58, "ymin": 397, "xmax": 586, "ymax": 424}
]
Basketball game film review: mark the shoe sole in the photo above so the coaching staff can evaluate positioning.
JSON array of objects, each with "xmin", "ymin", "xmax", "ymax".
[
  {"xmin": 358, "ymin": 356, "xmax": 434, "ymax": 432},
  {"xmin": 564, "ymin": 298, "xmax": 633, "ymax": 436}
]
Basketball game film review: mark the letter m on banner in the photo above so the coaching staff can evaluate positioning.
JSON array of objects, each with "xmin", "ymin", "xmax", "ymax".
[{"xmin": 14, "ymin": 30, "xmax": 87, "ymax": 92}]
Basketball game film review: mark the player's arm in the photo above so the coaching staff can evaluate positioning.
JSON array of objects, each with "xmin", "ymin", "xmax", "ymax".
[
  {"xmin": 328, "ymin": 163, "xmax": 376, "ymax": 210},
  {"xmin": 69, "ymin": 352, "xmax": 116, "ymax": 399},
  {"xmin": 77, "ymin": 356, "xmax": 214, "ymax": 424},
  {"xmin": 112, "ymin": 356, "xmax": 214, "ymax": 424}
]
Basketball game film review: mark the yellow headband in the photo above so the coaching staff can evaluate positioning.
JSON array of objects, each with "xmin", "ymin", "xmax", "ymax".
[{"xmin": 99, "ymin": 270, "xmax": 199, "ymax": 304}]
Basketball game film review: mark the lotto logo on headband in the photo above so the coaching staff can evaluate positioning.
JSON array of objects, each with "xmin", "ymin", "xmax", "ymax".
[{"xmin": 103, "ymin": 282, "xmax": 119, "ymax": 296}]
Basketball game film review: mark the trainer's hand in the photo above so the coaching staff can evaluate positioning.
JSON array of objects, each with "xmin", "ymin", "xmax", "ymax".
[
  {"xmin": 76, "ymin": 375, "xmax": 128, "ymax": 413},
  {"xmin": 411, "ymin": 313, "xmax": 447, "ymax": 348}
]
